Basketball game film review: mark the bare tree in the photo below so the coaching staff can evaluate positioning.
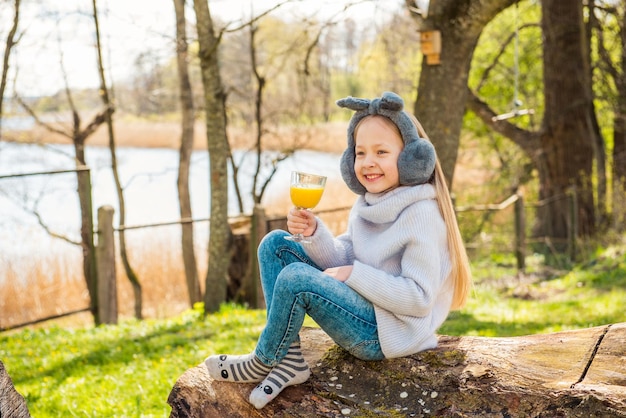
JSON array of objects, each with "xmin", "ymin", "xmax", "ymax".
[
  {"xmin": 173, "ymin": 0, "xmax": 201, "ymax": 306},
  {"xmin": 228, "ymin": 10, "xmax": 340, "ymax": 209},
  {"xmin": 190, "ymin": 0, "xmax": 294, "ymax": 312},
  {"xmin": 91, "ymin": 0, "xmax": 143, "ymax": 318},
  {"xmin": 192, "ymin": 0, "xmax": 230, "ymax": 313},
  {"xmin": 0, "ymin": 0, "xmax": 21, "ymax": 139},
  {"xmin": 15, "ymin": 91, "xmax": 111, "ymax": 326},
  {"xmin": 247, "ymin": 21, "xmax": 290, "ymax": 206}
]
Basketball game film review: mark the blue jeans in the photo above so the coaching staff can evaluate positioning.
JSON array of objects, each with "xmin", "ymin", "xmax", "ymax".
[{"xmin": 253, "ymin": 229, "xmax": 384, "ymax": 367}]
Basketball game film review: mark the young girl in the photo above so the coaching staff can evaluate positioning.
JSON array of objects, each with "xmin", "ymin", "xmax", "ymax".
[{"xmin": 204, "ymin": 91, "xmax": 472, "ymax": 409}]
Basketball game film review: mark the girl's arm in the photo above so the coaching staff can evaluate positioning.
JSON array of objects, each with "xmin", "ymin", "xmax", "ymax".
[{"xmin": 302, "ymin": 217, "xmax": 355, "ymax": 268}]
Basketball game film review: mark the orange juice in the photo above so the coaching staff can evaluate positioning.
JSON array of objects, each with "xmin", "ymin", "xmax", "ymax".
[{"xmin": 290, "ymin": 184, "xmax": 325, "ymax": 209}]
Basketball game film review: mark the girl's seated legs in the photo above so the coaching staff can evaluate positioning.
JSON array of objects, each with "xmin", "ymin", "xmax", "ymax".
[{"xmin": 205, "ymin": 229, "xmax": 383, "ymax": 408}]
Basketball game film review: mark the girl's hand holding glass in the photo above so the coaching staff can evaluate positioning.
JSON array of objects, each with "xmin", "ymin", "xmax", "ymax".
[
  {"xmin": 285, "ymin": 171, "xmax": 326, "ymax": 243},
  {"xmin": 287, "ymin": 207, "xmax": 317, "ymax": 239}
]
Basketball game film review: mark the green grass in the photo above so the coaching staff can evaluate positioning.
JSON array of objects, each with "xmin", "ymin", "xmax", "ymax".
[
  {"xmin": 2, "ymin": 246, "xmax": 626, "ymax": 417},
  {"xmin": 440, "ymin": 247, "xmax": 626, "ymax": 336},
  {"xmin": 2, "ymin": 304, "xmax": 266, "ymax": 417}
]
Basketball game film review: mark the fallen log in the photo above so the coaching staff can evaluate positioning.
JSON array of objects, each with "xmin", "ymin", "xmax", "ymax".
[
  {"xmin": 168, "ymin": 323, "xmax": 626, "ymax": 417},
  {"xmin": 0, "ymin": 360, "xmax": 31, "ymax": 418}
]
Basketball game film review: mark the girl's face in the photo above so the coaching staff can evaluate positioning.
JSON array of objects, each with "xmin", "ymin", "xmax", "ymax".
[{"xmin": 354, "ymin": 116, "xmax": 404, "ymax": 194}]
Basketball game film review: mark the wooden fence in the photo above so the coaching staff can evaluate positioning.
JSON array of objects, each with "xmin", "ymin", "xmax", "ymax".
[
  {"xmin": 456, "ymin": 193, "xmax": 527, "ymax": 271},
  {"xmin": 1, "ymin": 165, "xmax": 582, "ymax": 329},
  {"xmin": 95, "ymin": 189, "xmax": 584, "ymax": 320}
]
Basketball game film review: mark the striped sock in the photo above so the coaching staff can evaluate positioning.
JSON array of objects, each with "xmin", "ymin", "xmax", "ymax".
[
  {"xmin": 248, "ymin": 343, "xmax": 311, "ymax": 409},
  {"xmin": 204, "ymin": 352, "xmax": 271, "ymax": 383}
]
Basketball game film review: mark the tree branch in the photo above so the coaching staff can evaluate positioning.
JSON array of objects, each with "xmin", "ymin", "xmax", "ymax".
[
  {"xmin": 14, "ymin": 95, "xmax": 71, "ymax": 138},
  {"xmin": 78, "ymin": 106, "xmax": 114, "ymax": 142},
  {"xmin": 32, "ymin": 207, "xmax": 81, "ymax": 246},
  {"xmin": 465, "ymin": 87, "xmax": 540, "ymax": 156},
  {"xmin": 476, "ymin": 23, "xmax": 540, "ymax": 93}
]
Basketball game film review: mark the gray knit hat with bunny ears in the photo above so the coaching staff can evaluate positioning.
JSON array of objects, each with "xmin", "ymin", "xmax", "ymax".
[{"xmin": 336, "ymin": 91, "xmax": 436, "ymax": 195}]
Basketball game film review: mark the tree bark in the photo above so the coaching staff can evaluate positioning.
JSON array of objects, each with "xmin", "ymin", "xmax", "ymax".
[
  {"xmin": 169, "ymin": 324, "xmax": 626, "ymax": 417},
  {"xmin": 173, "ymin": 0, "xmax": 202, "ymax": 307},
  {"xmin": 193, "ymin": 0, "xmax": 230, "ymax": 313},
  {"xmin": 0, "ymin": 361, "xmax": 30, "ymax": 418},
  {"xmin": 540, "ymin": 0, "xmax": 598, "ymax": 239},
  {"xmin": 408, "ymin": 0, "xmax": 517, "ymax": 187}
]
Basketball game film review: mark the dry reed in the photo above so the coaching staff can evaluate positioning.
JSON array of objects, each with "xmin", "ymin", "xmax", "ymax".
[
  {"xmin": 0, "ymin": 183, "xmax": 355, "ymax": 330},
  {"xmin": 4, "ymin": 116, "xmax": 348, "ymax": 154}
]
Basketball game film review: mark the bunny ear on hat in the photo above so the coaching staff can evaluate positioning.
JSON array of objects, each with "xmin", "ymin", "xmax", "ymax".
[
  {"xmin": 336, "ymin": 91, "xmax": 436, "ymax": 195},
  {"xmin": 336, "ymin": 96, "xmax": 371, "ymax": 111},
  {"xmin": 378, "ymin": 91, "xmax": 404, "ymax": 112}
]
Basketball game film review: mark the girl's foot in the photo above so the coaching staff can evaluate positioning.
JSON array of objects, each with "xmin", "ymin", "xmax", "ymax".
[
  {"xmin": 249, "ymin": 343, "xmax": 311, "ymax": 409},
  {"xmin": 204, "ymin": 352, "xmax": 271, "ymax": 383}
]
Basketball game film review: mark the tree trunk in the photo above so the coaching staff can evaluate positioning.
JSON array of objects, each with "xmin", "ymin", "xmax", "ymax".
[
  {"xmin": 540, "ymin": 0, "xmax": 597, "ymax": 239},
  {"xmin": 467, "ymin": 0, "xmax": 603, "ymax": 243},
  {"xmin": 585, "ymin": 0, "xmax": 608, "ymax": 227},
  {"xmin": 193, "ymin": 0, "xmax": 230, "ymax": 313},
  {"xmin": 409, "ymin": 0, "xmax": 517, "ymax": 187},
  {"xmin": 92, "ymin": 0, "xmax": 143, "ymax": 319},
  {"xmin": 250, "ymin": 23, "xmax": 265, "ymax": 206},
  {"xmin": 74, "ymin": 136, "xmax": 99, "ymax": 325},
  {"xmin": 0, "ymin": 0, "xmax": 20, "ymax": 139},
  {"xmin": 173, "ymin": 0, "xmax": 202, "ymax": 307},
  {"xmin": 613, "ymin": 0, "xmax": 626, "ymax": 230},
  {"xmin": 72, "ymin": 107, "xmax": 112, "ymax": 326},
  {"xmin": 168, "ymin": 324, "xmax": 626, "ymax": 417}
]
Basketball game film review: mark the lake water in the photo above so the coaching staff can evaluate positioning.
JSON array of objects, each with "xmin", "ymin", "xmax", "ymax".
[{"xmin": 0, "ymin": 141, "xmax": 342, "ymax": 257}]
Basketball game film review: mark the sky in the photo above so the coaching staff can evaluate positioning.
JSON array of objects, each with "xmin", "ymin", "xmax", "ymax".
[{"xmin": 1, "ymin": 0, "xmax": 403, "ymax": 97}]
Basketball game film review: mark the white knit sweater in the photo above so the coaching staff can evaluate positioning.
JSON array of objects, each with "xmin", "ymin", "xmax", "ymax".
[{"xmin": 304, "ymin": 184, "xmax": 454, "ymax": 358}]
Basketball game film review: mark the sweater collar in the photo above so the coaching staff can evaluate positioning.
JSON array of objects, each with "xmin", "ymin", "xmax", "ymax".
[{"xmin": 356, "ymin": 184, "xmax": 437, "ymax": 224}]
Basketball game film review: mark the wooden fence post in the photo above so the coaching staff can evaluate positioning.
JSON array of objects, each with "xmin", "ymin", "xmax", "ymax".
[
  {"xmin": 568, "ymin": 187, "xmax": 578, "ymax": 262},
  {"xmin": 96, "ymin": 205, "xmax": 118, "ymax": 324},
  {"xmin": 514, "ymin": 193, "xmax": 526, "ymax": 273},
  {"xmin": 245, "ymin": 205, "xmax": 268, "ymax": 309}
]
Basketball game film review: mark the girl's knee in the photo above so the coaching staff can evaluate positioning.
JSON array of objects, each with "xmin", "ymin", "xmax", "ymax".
[
  {"xmin": 277, "ymin": 263, "xmax": 304, "ymax": 282},
  {"xmin": 258, "ymin": 229, "xmax": 290, "ymax": 257},
  {"xmin": 274, "ymin": 263, "xmax": 317, "ymax": 295}
]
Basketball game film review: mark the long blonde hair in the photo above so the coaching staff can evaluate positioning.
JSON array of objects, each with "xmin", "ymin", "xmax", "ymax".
[{"xmin": 410, "ymin": 114, "xmax": 472, "ymax": 310}]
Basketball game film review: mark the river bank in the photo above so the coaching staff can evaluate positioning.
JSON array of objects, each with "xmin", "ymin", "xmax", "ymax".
[{"xmin": 1, "ymin": 116, "xmax": 348, "ymax": 153}]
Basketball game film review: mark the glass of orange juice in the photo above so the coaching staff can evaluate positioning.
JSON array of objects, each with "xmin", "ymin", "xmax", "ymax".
[{"xmin": 285, "ymin": 171, "xmax": 327, "ymax": 243}]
